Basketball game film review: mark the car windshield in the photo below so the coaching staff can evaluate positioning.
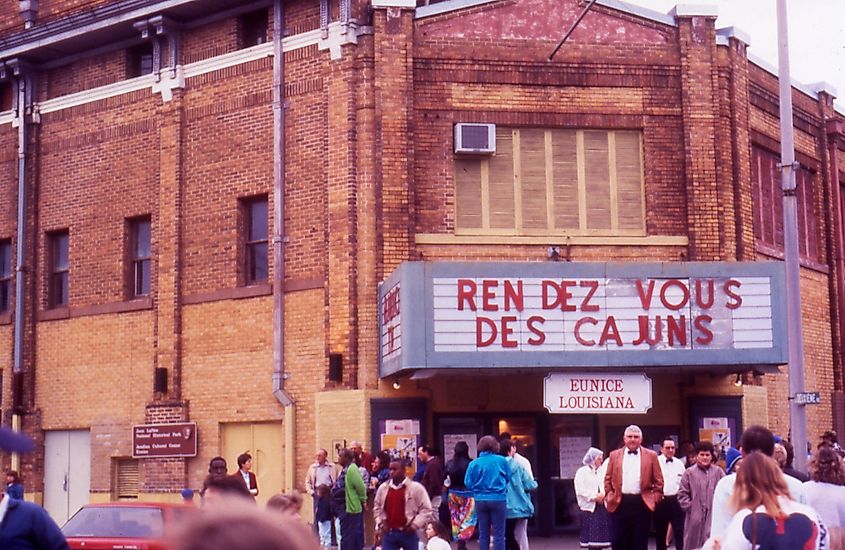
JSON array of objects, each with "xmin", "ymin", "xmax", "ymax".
[{"xmin": 62, "ymin": 506, "xmax": 165, "ymax": 538}]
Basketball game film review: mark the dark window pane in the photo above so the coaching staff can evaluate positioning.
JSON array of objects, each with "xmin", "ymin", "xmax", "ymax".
[
  {"xmin": 128, "ymin": 44, "xmax": 154, "ymax": 78},
  {"xmin": 53, "ymin": 272, "xmax": 68, "ymax": 306},
  {"xmin": 0, "ymin": 82, "xmax": 12, "ymax": 112},
  {"xmin": 0, "ymin": 242, "xmax": 10, "ymax": 277},
  {"xmin": 54, "ymin": 234, "xmax": 69, "ymax": 270},
  {"xmin": 135, "ymin": 220, "xmax": 151, "ymax": 258},
  {"xmin": 249, "ymin": 201, "xmax": 268, "ymax": 241},
  {"xmin": 0, "ymin": 282, "xmax": 8, "ymax": 311},
  {"xmin": 240, "ymin": 10, "xmax": 268, "ymax": 48},
  {"xmin": 249, "ymin": 243, "xmax": 268, "ymax": 282},
  {"xmin": 135, "ymin": 259, "xmax": 151, "ymax": 296}
]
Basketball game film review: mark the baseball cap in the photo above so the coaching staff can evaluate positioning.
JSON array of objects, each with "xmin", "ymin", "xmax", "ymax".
[
  {"xmin": 725, "ymin": 446, "xmax": 742, "ymax": 474},
  {"xmin": 0, "ymin": 427, "xmax": 34, "ymax": 453}
]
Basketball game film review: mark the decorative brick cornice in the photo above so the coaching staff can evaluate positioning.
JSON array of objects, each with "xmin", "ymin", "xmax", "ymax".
[{"xmin": 317, "ymin": 21, "xmax": 359, "ymax": 61}]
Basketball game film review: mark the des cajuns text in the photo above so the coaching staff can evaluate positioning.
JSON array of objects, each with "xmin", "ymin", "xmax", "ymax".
[{"xmin": 457, "ymin": 277, "xmax": 745, "ymax": 349}]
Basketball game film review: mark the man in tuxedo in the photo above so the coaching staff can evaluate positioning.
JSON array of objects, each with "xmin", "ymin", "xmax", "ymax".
[
  {"xmin": 234, "ymin": 452, "xmax": 259, "ymax": 499},
  {"xmin": 604, "ymin": 425, "xmax": 664, "ymax": 550}
]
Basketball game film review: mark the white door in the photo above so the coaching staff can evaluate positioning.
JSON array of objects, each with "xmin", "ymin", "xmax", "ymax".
[{"xmin": 44, "ymin": 430, "xmax": 91, "ymax": 525}]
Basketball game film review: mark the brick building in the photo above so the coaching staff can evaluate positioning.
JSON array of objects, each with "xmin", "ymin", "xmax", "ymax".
[{"xmin": 0, "ymin": 0, "xmax": 843, "ymax": 534}]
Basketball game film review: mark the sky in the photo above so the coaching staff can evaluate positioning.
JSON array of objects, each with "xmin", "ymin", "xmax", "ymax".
[{"xmin": 624, "ymin": 0, "xmax": 845, "ymax": 111}]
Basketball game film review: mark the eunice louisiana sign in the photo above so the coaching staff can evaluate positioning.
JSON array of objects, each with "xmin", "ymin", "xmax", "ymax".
[
  {"xmin": 543, "ymin": 373, "xmax": 652, "ymax": 414},
  {"xmin": 378, "ymin": 262, "xmax": 787, "ymax": 376}
]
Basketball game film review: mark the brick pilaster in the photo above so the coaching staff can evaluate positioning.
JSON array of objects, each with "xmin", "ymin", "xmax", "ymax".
[
  {"xmin": 819, "ymin": 94, "xmax": 845, "ymax": 434},
  {"xmin": 676, "ymin": 10, "xmax": 722, "ymax": 261},
  {"xmin": 144, "ymin": 89, "xmax": 187, "ymax": 493},
  {"xmin": 140, "ymin": 401, "xmax": 188, "ymax": 492},
  {"xmin": 373, "ymin": 4, "xmax": 415, "ymax": 273},
  {"xmin": 153, "ymin": 90, "xmax": 184, "ymax": 399},
  {"xmin": 325, "ymin": 44, "xmax": 360, "ymax": 387},
  {"xmin": 723, "ymin": 34, "xmax": 754, "ymax": 261},
  {"xmin": 355, "ymin": 34, "xmax": 381, "ymax": 390}
]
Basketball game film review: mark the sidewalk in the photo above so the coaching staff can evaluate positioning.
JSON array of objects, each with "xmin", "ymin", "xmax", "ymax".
[{"xmin": 458, "ymin": 536, "xmax": 661, "ymax": 550}]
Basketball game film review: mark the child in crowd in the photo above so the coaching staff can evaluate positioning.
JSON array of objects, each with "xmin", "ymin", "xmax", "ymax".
[
  {"xmin": 267, "ymin": 490, "xmax": 304, "ymax": 521},
  {"xmin": 425, "ymin": 521, "xmax": 452, "ymax": 550},
  {"xmin": 315, "ymin": 484, "xmax": 334, "ymax": 549}
]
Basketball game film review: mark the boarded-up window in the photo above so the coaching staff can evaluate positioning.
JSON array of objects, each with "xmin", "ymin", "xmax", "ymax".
[
  {"xmin": 455, "ymin": 127, "xmax": 645, "ymax": 235},
  {"xmin": 751, "ymin": 145, "xmax": 820, "ymax": 262},
  {"xmin": 114, "ymin": 458, "xmax": 139, "ymax": 500}
]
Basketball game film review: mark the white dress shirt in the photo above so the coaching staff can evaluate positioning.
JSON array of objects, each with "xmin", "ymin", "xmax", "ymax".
[
  {"xmin": 658, "ymin": 454, "xmax": 685, "ymax": 496},
  {"xmin": 0, "ymin": 494, "xmax": 9, "ymax": 524},
  {"xmin": 621, "ymin": 448, "xmax": 642, "ymax": 495}
]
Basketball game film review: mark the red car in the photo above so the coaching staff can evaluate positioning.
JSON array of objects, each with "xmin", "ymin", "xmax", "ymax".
[{"xmin": 62, "ymin": 502, "xmax": 195, "ymax": 550}]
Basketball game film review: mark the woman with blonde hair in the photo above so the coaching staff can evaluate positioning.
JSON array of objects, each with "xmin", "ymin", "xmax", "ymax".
[
  {"xmin": 721, "ymin": 452, "xmax": 827, "ymax": 549},
  {"xmin": 803, "ymin": 446, "xmax": 845, "ymax": 528}
]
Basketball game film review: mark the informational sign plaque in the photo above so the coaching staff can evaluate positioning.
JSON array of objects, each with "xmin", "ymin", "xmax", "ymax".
[
  {"xmin": 544, "ymin": 373, "xmax": 652, "ymax": 414},
  {"xmin": 132, "ymin": 422, "xmax": 198, "ymax": 458}
]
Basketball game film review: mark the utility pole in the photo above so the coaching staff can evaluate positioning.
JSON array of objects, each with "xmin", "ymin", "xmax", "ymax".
[{"xmin": 776, "ymin": 0, "xmax": 808, "ymax": 471}]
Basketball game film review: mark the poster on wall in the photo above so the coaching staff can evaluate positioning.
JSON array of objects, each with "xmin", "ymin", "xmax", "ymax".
[
  {"xmin": 385, "ymin": 419, "xmax": 420, "ymax": 435},
  {"xmin": 559, "ymin": 436, "xmax": 593, "ymax": 478},
  {"xmin": 379, "ymin": 418, "xmax": 421, "ymax": 475},
  {"xmin": 443, "ymin": 434, "xmax": 478, "ymax": 461},
  {"xmin": 381, "ymin": 434, "xmax": 418, "ymax": 475},
  {"xmin": 699, "ymin": 416, "xmax": 732, "ymax": 467}
]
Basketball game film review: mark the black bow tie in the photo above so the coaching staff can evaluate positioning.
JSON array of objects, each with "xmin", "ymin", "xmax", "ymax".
[
  {"xmin": 665, "ymin": 458, "xmax": 673, "ymax": 463},
  {"xmin": 628, "ymin": 450, "xmax": 638, "ymax": 455}
]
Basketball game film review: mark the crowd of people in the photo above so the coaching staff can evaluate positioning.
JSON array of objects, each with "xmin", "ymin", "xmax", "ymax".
[
  {"xmin": 573, "ymin": 425, "xmax": 845, "ymax": 550},
  {"xmin": 301, "ymin": 435, "xmax": 537, "ymax": 550},
  {"xmin": 1, "ymin": 425, "xmax": 845, "ymax": 550}
]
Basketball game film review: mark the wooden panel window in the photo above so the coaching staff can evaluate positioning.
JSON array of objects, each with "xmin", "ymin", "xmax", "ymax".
[
  {"xmin": 48, "ymin": 230, "xmax": 69, "ymax": 308},
  {"xmin": 455, "ymin": 127, "xmax": 645, "ymax": 235},
  {"xmin": 114, "ymin": 458, "xmax": 139, "ymax": 500},
  {"xmin": 0, "ymin": 239, "xmax": 11, "ymax": 313},
  {"xmin": 751, "ymin": 145, "xmax": 820, "ymax": 262}
]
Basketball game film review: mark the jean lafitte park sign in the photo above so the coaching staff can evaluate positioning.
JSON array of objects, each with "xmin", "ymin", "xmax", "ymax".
[{"xmin": 378, "ymin": 262, "xmax": 787, "ymax": 377}]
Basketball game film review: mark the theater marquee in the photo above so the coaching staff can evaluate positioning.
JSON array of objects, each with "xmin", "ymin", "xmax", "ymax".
[{"xmin": 378, "ymin": 262, "xmax": 787, "ymax": 377}]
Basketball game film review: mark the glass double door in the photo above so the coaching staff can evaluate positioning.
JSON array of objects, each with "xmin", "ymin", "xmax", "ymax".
[{"xmin": 436, "ymin": 412, "xmax": 597, "ymax": 535}]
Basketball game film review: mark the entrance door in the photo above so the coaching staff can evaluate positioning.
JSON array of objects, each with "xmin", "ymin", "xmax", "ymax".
[
  {"xmin": 549, "ymin": 415, "xmax": 596, "ymax": 532},
  {"xmin": 221, "ymin": 422, "xmax": 283, "ymax": 506},
  {"xmin": 44, "ymin": 430, "xmax": 91, "ymax": 525}
]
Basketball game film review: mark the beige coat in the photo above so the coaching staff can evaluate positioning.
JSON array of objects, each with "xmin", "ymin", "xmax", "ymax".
[
  {"xmin": 373, "ymin": 478, "xmax": 433, "ymax": 532},
  {"xmin": 305, "ymin": 461, "xmax": 343, "ymax": 496}
]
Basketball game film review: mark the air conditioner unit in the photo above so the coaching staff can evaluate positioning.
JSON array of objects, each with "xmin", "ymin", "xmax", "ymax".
[{"xmin": 454, "ymin": 123, "xmax": 496, "ymax": 155}]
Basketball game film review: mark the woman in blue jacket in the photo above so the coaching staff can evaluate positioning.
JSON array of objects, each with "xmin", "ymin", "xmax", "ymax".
[
  {"xmin": 500, "ymin": 439, "xmax": 538, "ymax": 550},
  {"xmin": 464, "ymin": 435, "xmax": 511, "ymax": 550}
]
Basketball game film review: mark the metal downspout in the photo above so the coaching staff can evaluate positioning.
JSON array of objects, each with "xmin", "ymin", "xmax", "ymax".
[
  {"xmin": 271, "ymin": 0, "xmax": 296, "ymax": 491},
  {"xmin": 11, "ymin": 70, "xmax": 30, "ymax": 472}
]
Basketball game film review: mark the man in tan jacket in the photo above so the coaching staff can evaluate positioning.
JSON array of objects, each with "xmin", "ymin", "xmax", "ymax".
[
  {"xmin": 373, "ymin": 459, "xmax": 433, "ymax": 550},
  {"xmin": 603, "ymin": 425, "xmax": 664, "ymax": 550}
]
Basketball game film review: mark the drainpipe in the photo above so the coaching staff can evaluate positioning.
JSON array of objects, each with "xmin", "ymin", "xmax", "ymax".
[
  {"xmin": 11, "ymin": 64, "xmax": 31, "ymax": 472},
  {"xmin": 270, "ymin": 0, "xmax": 296, "ymax": 491}
]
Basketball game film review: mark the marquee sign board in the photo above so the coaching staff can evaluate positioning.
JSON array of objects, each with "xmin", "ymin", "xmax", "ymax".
[{"xmin": 378, "ymin": 262, "xmax": 787, "ymax": 377}]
